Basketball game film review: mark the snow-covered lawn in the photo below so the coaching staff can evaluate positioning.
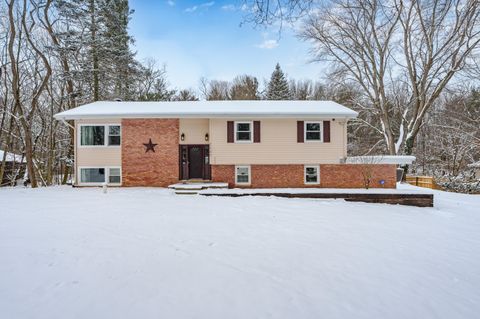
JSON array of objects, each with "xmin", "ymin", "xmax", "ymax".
[{"xmin": 1, "ymin": 186, "xmax": 479, "ymax": 319}]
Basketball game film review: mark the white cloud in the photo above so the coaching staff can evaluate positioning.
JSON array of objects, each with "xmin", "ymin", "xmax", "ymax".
[
  {"xmin": 185, "ymin": 1, "xmax": 215, "ymax": 13},
  {"xmin": 221, "ymin": 4, "xmax": 236, "ymax": 11},
  {"xmin": 166, "ymin": 0, "xmax": 175, "ymax": 6},
  {"xmin": 256, "ymin": 39, "xmax": 279, "ymax": 49}
]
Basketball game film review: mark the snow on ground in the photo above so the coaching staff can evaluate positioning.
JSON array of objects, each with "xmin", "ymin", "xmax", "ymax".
[{"xmin": 0, "ymin": 185, "xmax": 479, "ymax": 319}]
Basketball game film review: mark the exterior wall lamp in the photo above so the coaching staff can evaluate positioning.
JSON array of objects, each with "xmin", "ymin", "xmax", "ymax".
[
  {"xmin": 205, "ymin": 133, "xmax": 209, "ymax": 142},
  {"xmin": 181, "ymin": 133, "xmax": 185, "ymax": 141}
]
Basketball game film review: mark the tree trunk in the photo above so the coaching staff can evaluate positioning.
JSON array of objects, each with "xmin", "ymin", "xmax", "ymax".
[{"xmin": 90, "ymin": 0, "xmax": 99, "ymax": 101}]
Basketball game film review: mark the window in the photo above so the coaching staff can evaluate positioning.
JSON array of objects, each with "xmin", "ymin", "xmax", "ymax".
[
  {"xmin": 108, "ymin": 125, "xmax": 121, "ymax": 145},
  {"xmin": 108, "ymin": 168, "xmax": 121, "ymax": 184},
  {"xmin": 235, "ymin": 165, "xmax": 251, "ymax": 184},
  {"xmin": 81, "ymin": 126, "xmax": 105, "ymax": 146},
  {"xmin": 305, "ymin": 165, "xmax": 320, "ymax": 184},
  {"xmin": 79, "ymin": 167, "xmax": 121, "ymax": 185},
  {"xmin": 80, "ymin": 168, "xmax": 105, "ymax": 183},
  {"xmin": 305, "ymin": 122, "xmax": 322, "ymax": 141},
  {"xmin": 235, "ymin": 121, "xmax": 252, "ymax": 142},
  {"xmin": 79, "ymin": 124, "xmax": 121, "ymax": 146}
]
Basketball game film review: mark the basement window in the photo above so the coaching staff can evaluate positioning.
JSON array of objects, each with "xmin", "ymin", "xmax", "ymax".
[
  {"xmin": 108, "ymin": 168, "xmax": 121, "ymax": 184},
  {"xmin": 80, "ymin": 168, "xmax": 105, "ymax": 184},
  {"xmin": 304, "ymin": 165, "xmax": 320, "ymax": 184},
  {"xmin": 79, "ymin": 167, "xmax": 121, "ymax": 185},
  {"xmin": 235, "ymin": 165, "xmax": 251, "ymax": 185}
]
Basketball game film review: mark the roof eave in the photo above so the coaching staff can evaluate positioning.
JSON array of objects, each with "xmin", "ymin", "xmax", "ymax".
[{"xmin": 54, "ymin": 112, "xmax": 359, "ymax": 121}]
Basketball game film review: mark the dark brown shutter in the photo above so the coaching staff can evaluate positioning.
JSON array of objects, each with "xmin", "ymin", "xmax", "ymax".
[
  {"xmin": 227, "ymin": 121, "xmax": 234, "ymax": 143},
  {"xmin": 253, "ymin": 121, "xmax": 261, "ymax": 143},
  {"xmin": 323, "ymin": 120, "xmax": 331, "ymax": 142},
  {"xmin": 297, "ymin": 121, "xmax": 304, "ymax": 143}
]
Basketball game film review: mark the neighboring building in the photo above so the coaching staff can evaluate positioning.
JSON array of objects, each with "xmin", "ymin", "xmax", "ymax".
[
  {"xmin": 54, "ymin": 100, "xmax": 397, "ymax": 188},
  {"xmin": 0, "ymin": 149, "xmax": 26, "ymax": 186}
]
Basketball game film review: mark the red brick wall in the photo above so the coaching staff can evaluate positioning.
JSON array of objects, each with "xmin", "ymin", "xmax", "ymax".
[
  {"xmin": 211, "ymin": 164, "xmax": 396, "ymax": 189},
  {"xmin": 122, "ymin": 119, "xmax": 179, "ymax": 187},
  {"xmin": 321, "ymin": 164, "xmax": 396, "ymax": 188}
]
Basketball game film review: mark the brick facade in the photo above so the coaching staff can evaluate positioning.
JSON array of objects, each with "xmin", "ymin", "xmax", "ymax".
[
  {"xmin": 212, "ymin": 164, "xmax": 396, "ymax": 189},
  {"xmin": 122, "ymin": 119, "xmax": 179, "ymax": 187}
]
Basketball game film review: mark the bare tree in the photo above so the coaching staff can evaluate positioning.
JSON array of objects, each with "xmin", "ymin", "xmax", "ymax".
[
  {"xmin": 245, "ymin": 0, "xmax": 480, "ymax": 158},
  {"xmin": 200, "ymin": 78, "xmax": 230, "ymax": 100},
  {"xmin": 230, "ymin": 75, "xmax": 259, "ymax": 100}
]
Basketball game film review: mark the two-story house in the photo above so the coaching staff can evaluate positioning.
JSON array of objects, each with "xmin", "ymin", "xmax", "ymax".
[{"xmin": 54, "ymin": 100, "xmax": 396, "ymax": 188}]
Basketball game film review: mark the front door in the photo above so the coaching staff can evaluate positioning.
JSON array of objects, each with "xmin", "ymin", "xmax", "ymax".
[
  {"xmin": 179, "ymin": 145, "xmax": 211, "ymax": 180},
  {"xmin": 188, "ymin": 145, "xmax": 203, "ymax": 179}
]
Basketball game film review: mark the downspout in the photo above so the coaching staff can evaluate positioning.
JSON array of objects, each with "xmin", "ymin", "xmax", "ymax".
[{"xmin": 60, "ymin": 118, "xmax": 74, "ymax": 130}]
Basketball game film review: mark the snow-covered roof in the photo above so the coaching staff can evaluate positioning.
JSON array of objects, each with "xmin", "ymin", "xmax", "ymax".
[
  {"xmin": 0, "ymin": 149, "xmax": 26, "ymax": 163},
  {"xmin": 54, "ymin": 100, "xmax": 358, "ymax": 120},
  {"xmin": 346, "ymin": 155, "xmax": 416, "ymax": 165}
]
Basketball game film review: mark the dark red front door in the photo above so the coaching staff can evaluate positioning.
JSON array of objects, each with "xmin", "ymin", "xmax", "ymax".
[{"xmin": 179, "ymin": 145, "xmax": 211, "ymax": 180}]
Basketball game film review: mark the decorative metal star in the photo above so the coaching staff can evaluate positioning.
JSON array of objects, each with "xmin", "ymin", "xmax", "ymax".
[{"xmin": 143, "ymin": 138, "xmax": 158, "ymax": 153}]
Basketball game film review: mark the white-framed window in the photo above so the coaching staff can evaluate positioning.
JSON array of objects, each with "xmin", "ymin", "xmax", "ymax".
[
  {"xmin": 108, "ymin": 125, "xmax": 121, "ymax": 146},
  {"xmin": 235, "ymin": 165, "xmax": 251, "ymax": 185},
  {"xmin": 305, "ymin": 121, "xmax": 322, "ymax": 142},
  {"xmin": 304, "ymin": 165, "xmax": 320, "ymax": 184},
  {"xmin": 108, "ymin": 168, "xmax": 121, "ymax": 184},
  {"xmin": 234, "ymin": 121, "xmax": 252, "ymax": 143},
  {"xmin": 79, "ymin": 124, "xmax": 121, "ymax": 147},
  {"xmin": 78, "ymin": 166, "xmax": 121, "ymax": 185},
  {"xmin": 80, "ymin": 125, "xmax": 105, "ymax": 146}
]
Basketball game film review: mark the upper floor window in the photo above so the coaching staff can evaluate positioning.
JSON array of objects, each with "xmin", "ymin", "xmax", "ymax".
[
  {"xmin": 235, "ymin": 121, "xmax": 252, "ymax": 142},
  {"xmin": 80, "ymin": 124, "xmax": 121, "ymax": 146},
  {"xmin": 81, "ymin": 126, "xmax": 105, "ymax": 146},
  {"xmin": 305, "ymin": 122, "xmax": 322, "ymax": 142},
  {"xmin": 108, "ymin": 125, "xmax": 121, "ymax": 145}
]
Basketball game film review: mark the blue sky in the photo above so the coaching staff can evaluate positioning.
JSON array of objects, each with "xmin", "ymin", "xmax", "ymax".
[{"xmin": 129, "ymin": 0, "xmax": 324, "ymax": 91}]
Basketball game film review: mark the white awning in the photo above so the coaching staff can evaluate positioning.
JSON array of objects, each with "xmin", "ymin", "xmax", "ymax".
[{"xmin": 346, "ymin": 156, "xmax": 416, "ymax": 165}]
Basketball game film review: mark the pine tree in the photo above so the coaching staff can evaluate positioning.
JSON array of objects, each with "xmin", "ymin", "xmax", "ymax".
[{"xmin": 266, "ymin": 63, "xmax": 292, "ymax": 100}]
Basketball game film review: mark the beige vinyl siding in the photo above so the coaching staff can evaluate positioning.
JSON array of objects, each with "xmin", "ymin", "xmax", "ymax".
[
  {"xmin": 179, "ymin": 119, "xmax": 209, "ymax": 144},
  {"xmin": 75, "ymin": 119, "xmax": 122, "ymax": 185},
  {"xmin": 209, "ymin": 118, "xmax": 347, "ymax": 165}
]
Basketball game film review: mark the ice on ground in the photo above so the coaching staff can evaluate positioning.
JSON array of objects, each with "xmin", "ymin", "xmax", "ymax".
[{"xmin": 0, "ymin": 185, "xmax": 479, "ymax": 319}]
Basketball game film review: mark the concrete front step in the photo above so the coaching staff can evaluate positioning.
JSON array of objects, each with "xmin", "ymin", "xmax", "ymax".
[{"xmin": 168, "ymin": 182, "xmax": 229, "ymax": 195}]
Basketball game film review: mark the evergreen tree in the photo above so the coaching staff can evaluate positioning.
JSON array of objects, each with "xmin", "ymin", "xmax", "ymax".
[
  {"xmin": 54, "ymin": 0, "xmax": 137, "ymax": 102},
  {"xmin": 266, "ymin": 63, "xmax": 292, "ymax": 100}
]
